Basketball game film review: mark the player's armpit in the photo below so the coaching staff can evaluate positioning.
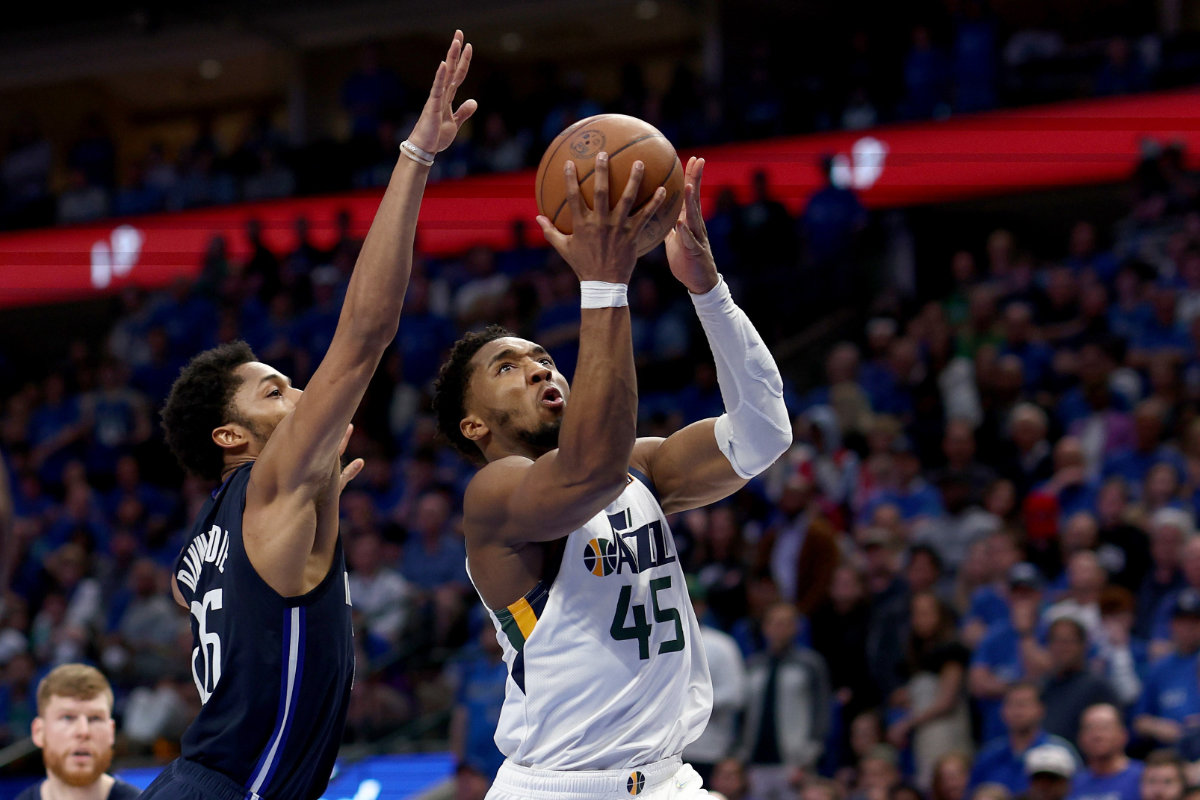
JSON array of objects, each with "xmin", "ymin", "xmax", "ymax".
[
  {"xmin": 464, "ymin": 453, "xmax": 630, "ymax": 546},
  {"xmin": 631, "ymin": 422, "xmax": 748, "ymax": 515}
]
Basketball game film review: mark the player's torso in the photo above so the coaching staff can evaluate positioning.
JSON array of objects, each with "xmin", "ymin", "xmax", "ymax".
[
  {"xmin": 475, "ymin": 471, "xmax": 712, "ymax": 771},
  {"xmin": 174, "ymin": 464, "xmax": 355, "ymax": 800}
]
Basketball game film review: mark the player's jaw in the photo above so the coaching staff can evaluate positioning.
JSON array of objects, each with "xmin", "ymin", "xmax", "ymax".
[{"xmin": 45, "ymin": 740, "xmax": 111, "ymax": 787}]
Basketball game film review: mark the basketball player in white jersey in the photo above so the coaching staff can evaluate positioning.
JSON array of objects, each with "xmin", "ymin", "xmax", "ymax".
[{"xmin": 433, "ymin": 153, "xmax": 792, "ymax": 799}]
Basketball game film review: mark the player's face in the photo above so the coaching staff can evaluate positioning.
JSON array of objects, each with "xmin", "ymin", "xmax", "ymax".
[
  {"xmin": 229, "ymin": 361, "xmax": 302, "ymax": 445},
  {"xmin": 32, "ymin": 694, "xmax": 115, "ymax": 787},
  {"xmin": 464, "ymin": 337, "xmax": 568, "ymax": 455}
]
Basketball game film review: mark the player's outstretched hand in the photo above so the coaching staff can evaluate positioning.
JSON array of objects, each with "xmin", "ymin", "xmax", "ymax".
[
  {"xmin": 337, "ymin": 423, "xmax": 364, "ymax": 494},
  {"xmin": 407, "ymin": 30, "xmax": 478, "ymax": 156},
  {"xmin": 535, "ymin": 153, "xmax": 667, "ymax": 286},
  {"xmin": 664, "ymin": 157, "xmax": 719, "ymax": 294}
]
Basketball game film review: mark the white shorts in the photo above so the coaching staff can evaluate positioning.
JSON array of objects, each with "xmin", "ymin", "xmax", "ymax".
[{"xmin": 487, "ymin": 756, "xmax": 710, "ymax": 800}]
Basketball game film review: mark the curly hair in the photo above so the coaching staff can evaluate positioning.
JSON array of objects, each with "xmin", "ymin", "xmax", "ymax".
[
  {"xmin": 161, "ymin": 341, "xmax": 258, "ymax": 480},
  {"xmin": 432, "ymin": 325, "xmax": 513, "ymax": 461}
]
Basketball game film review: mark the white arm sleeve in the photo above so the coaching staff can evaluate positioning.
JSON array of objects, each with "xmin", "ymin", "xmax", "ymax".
[{"xmin": 690, "ymin": 275, "xmax": 792, "ymax": 479}]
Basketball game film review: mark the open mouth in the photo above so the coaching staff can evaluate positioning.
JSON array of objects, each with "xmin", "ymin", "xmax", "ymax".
[{"xmin": 539, "ymin": 386, "xmax": 564, "ymax": 409}]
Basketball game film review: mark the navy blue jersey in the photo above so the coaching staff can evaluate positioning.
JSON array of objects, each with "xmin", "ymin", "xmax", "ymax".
[{"xmin": 173, "ymin": 463, "xmax": 354, "ymax": 800}]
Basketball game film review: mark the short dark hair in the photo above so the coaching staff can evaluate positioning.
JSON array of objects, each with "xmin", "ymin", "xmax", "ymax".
[
  {"xmin": 432, "ymin": 325, "xmax": 513, "ymax": 461},
  {"xmin": 161, "ymin": 341, "xmax": 258, "ymax": 480}
]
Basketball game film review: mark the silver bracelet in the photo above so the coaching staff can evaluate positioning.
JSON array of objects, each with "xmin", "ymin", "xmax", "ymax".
[{"xmin": 399, "ymin": 139, "xmax": 435, "ymax": 167}]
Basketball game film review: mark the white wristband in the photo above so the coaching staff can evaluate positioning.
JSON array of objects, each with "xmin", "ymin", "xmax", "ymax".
[
  {"xmin": 580, "ymin": 281, "xmax": 628, "ymax": 309},
  {"xmin": 400, "ymin": 140, "xmax": 435, "ymax": 167}
]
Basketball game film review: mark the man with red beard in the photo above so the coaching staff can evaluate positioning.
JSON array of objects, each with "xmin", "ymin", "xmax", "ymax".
[{"xmin": 17, "ymin": 663, "xmax": 138, "ymax": 800}]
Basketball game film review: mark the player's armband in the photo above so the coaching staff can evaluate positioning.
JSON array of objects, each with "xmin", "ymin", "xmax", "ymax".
[{"xmin": 690, "ymin": 276, "xmax": 791, "ymax": 478}]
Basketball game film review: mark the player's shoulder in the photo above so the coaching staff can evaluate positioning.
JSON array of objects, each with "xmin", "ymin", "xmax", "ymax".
[
  {"xmin": 109, "ymin": 779, "xmax": 143, "ymax": 800},
  {"xmin": 12, "ymin": 781, "xmax": 41, "ymax": 800}
]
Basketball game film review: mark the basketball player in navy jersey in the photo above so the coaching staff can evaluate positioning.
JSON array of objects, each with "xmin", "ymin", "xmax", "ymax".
[
  {"xmin": 146, "ymin": 31, "xmax": 476, "ymax": 800},
  {"xmin": 433, "ymin": 155, "xmax": 792, "ymax": 799}
]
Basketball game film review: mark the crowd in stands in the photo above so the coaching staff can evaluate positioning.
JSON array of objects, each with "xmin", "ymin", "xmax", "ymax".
[
  {"xmin": 0, "ymin": 0, "xmax": 1193, "ymax": 232},
  {"xmin": 3, "ymin": 116, "xmax": 1200, "ymax": 800}
]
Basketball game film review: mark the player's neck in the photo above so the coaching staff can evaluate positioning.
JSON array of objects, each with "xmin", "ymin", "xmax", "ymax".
[
  {"xmin": 42, "ymin": 773, "xmax": 113, "ymax": 800},
  {"xmin": 221, "ymin": 455, "xmax": 256, "ymax": 481}
]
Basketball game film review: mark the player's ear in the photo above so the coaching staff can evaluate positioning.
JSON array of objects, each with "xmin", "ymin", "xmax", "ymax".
[
  {"xmin": 460, "ymin": 413, "xmax": 488, "ymax": 444},
  {"xmin": 31, "ymin": 716, "xmax": 44, "ymax": 748},
  {"xmin": 212, "ymin": 422, "xmax": 248, "ymax": 451}
]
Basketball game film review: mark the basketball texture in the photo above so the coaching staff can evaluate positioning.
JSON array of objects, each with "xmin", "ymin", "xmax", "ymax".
[{"xmin": 535, "ymin": 114, "xmax": 685, "ymax": 257}]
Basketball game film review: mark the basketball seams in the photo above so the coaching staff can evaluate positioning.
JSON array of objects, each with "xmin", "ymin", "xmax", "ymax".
[
  {"xmin": 549, "ymin": 133, "xmax": 669, "ymax": 227},
  {"xmin": 536, "ymin": 116, "xmax": 594, "ymax": 218}
]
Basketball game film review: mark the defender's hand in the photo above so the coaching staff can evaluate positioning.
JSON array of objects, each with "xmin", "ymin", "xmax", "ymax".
[
  {"xmin": 407, "ymin": 30, "xmax": 478, "ymax": 155},
  {"xmin": 535, "ymin": 153, "xmax": 667, "ymax": 286},
  {"xmin": 664, "ymin": 157, "xmax": 719, "ymax": 294},
  {"xmin": 337, "ymin": 423, "xmax": 364, "ymax": 494}
]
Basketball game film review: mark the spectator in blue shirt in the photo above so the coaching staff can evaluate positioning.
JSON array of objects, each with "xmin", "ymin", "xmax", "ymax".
[
  {"xmin": 969, "ymin": 563, "xmax": 1051, "ymax": 743},
  {"xmin": 1103, "ymin": 399, "xmax": 1188, "ymax": 493},
  {"xmin": 1133, "ymin": 589, "xmax": 1200, "ymax": 752},
  {"xmin": 1025, "ymin": 743, "xmax": 1077, "ymax": 800},
  {"xmin": 449, "ymin": 627, "xmax": 508, "ymax": 782},
  {"xmin": 1070, "ymin": 703, "xmax": 1143, "ymax": 800},
  {"xmin": 968, "ymin": 682, "xmax": 1078, "ymax": 795}
]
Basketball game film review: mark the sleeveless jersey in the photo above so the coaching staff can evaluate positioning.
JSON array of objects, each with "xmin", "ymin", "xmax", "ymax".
[
  {"xmin": 470, "ymin": 470, "xmax": 712, "ymax": 770},
  {"xmin": 173, "ymin": 463, "xmax": 355, "ymax": 800}
]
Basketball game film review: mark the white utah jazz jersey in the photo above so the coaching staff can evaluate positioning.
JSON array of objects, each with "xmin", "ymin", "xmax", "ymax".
[{"xmin": 469, "ymin": 470, "xmax": 712, "ymax": 770}]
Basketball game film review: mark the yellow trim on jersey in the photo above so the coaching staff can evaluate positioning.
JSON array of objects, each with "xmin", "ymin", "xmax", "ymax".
[{"xmin": 506, "ymin": 597, "xmax": 539, "ymax": 641}]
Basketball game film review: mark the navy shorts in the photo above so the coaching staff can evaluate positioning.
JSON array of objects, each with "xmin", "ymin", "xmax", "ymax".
[{"xmin": 140, "ymin": 758, "xmax": 254, "ymax": 800}]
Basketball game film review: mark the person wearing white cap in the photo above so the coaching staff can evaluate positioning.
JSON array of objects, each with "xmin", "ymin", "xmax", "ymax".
[{"xmin": 1022, "ymin": 743, "xmax": 1076, "ymax": 800}]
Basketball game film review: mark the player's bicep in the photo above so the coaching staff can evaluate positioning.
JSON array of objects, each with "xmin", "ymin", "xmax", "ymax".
[
  {"xmin": 252, "ymin": 346, "xmax": 377, "ymax": 498},
  {"xmin": 465, "ymin": 455, "xmax": 623, "ymax": 545},
  {"xmin": 634, "ymin": 421, "xmax": 747, "ymax": 515}
]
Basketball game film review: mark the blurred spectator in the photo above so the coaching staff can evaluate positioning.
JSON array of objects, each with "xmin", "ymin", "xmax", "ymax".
[
  {"xmin": 952, "ymin": 0, "xmax": 998, "ymax": 113},
  {"xmin": 1040, "ymin": 617, "xmax": 1120, "ymax": 746},
  {"xmin": 2, "ymin": 117, "xmax": 52, "ymax": 225},
  {"xmin": 1138, "ymin": 750, "xmax": 1185, "ymax": 800},
  {"xmin": 346, "ymin": 529, "xmax": 413, "ymax": 649},
  {"xmin": 887, "ymin": 592, "xmax": 972, "ymax": 788},
  {"xmin": 709, "ymin": 757, "xmax": 752, "ymax": 800},
  {"xmin": 1132, "ymin": 588, "xmax": 1200, "ymax": 752},
  {"xmin": 448, "ymin": 627, "xmax": 507, "ymax": 784},
  {"xmin": 969, "ymin": 563, "xmax": 1052, "ymax": 743},
  {"xmin": 933, "ymin": 752, "xmax": 973, "ymax": 800},
  {"xmin": 1134, "ymin": 508, "xmax": 1189, "ymax": 639},
  {"xmin": 739, "ymin": 601, "xmax": 832, "ymax": 800},
  {"xmin": 684, "ymin": 582, "xmax": 747, "ymax": 785},
  {"xmin": 1092, "ymin": 586, "xmax": 1146, "ymax": 709},
  {"xmin": 342, "ymin": 42, "xmax": 406, "ymax": 141},
  {"xmin": 899, "ymin": 25, "xmax": 951, "ymax": 120},
  {"xmin": 1071, "ymin": 704, "xmax": 1143, "ymax": 800},
  {"xmin": 1023, "ymin": 743, "xmax": 1076, "ymax": 800},
  {"xmin": 968, "ymin": 682, "xmax": 1077, "ymax": 794},
  {"xmin": 1094, "ymin": 39, "xmax": 1151, "ymax": 97}
]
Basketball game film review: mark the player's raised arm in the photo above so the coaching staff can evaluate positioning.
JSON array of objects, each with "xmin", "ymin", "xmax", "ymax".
[
  {"xmin": 245, "ymin": 33, "xmax": 475, "ymax": 566},
  {"xmin": 452, "ymin": 155, "xmax": 667, "ymax": 545},
  {"xmin": 632, "ymin": 156, "xmax": 792, "ymax": 513}
]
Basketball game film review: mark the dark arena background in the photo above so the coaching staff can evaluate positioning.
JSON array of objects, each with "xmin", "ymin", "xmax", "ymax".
[{"xmin": 3, "ymin": 0, "xmax": 1200, "ymax": 797}]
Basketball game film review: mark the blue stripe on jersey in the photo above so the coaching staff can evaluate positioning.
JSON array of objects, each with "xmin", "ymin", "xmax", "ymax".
[
  {"xmin": 247, "ymin": 606, "xmax": 306, "ymax": 797},
  {"xmin": 628, "ymin": 468, "xmax": 657, "ymax": 500}
]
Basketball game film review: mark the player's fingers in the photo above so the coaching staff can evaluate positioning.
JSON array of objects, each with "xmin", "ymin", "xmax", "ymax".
[
  {"xmin": 674, "ymin": 217, "xmax": 702, "ymax": 251},
  {"xmin": 614, "ymin": 160, "xmax": 645, "ymax": 219},
  {"xmin": 631, "ymin": 186, "xmax": 667, "ymax": 233},
  {"xmin": 562, "ymin": 160, "xmax": 587, "ymax": 220},
  {"xmin": 427, "ymin": 61, "xmax": 448, "ymax": 102},
  {"xmin": 451, "ymin": 42, "xmax": 472, "ymax": 91},
  {"xmin": 338, "ymin": 423, "xmax": 354, "ymax": 456},
  {"xmin": 339, "ymin": 458, "xmax": 365, "ymax": 493},
  {"xmin": 690, "ymin": 157, "xmax": 705, "ymax": 195},
  {"xmin": 591, "ymin": 152, "xmax": 610, "ymax": 219},
  {"xmin": 453, "ymin": 98, "xmax": 478, "ymax": 127},
  {"xmin": 535, "ymin": 215, "xmax": 569, "ymax": 252}
]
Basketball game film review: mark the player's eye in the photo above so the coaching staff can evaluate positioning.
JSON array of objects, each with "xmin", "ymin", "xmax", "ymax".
[
  {"xmin": 498, "ymin": 364, "xmax": 513, "ymax": 373},
  {"xmin": 538, "ymin": 358, "xmax": 553, "ymax": 367},
  {"xmin": 269, "ymin": 388, "xmax": 282, "ymax": 397}
]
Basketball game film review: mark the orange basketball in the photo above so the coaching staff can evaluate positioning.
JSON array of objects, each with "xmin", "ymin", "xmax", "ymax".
[{"xmin": 535, "ymin": 114, "xmax": 685, "ymax": 257}]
